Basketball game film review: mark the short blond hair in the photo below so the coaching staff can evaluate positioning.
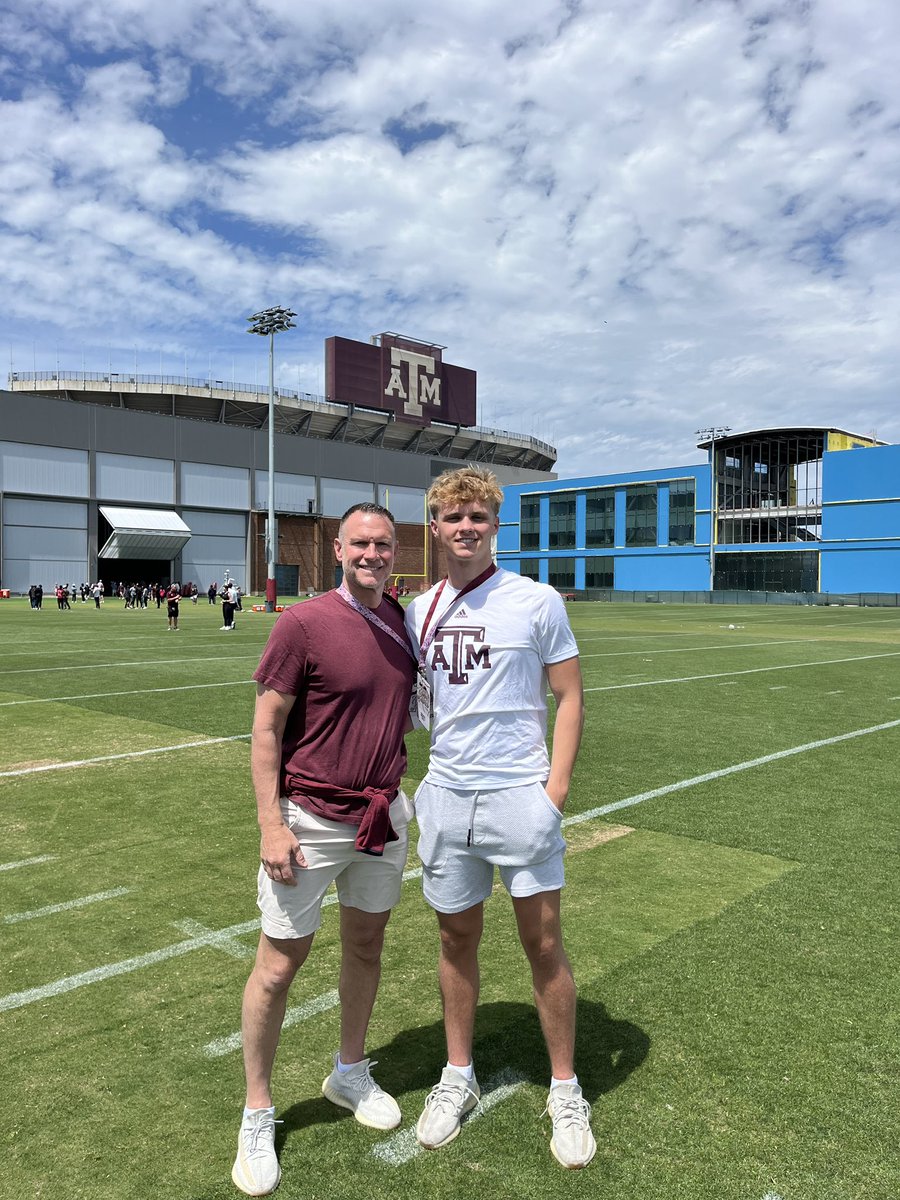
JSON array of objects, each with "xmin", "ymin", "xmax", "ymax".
[{"xmin": 427, "ymin": 467, "xmax": 504, "ymax": 518}]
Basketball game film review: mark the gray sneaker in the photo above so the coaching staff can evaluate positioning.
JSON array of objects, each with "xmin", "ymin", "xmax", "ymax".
[
  {"xmin": 231, "ymin": 1108, "xmax": 282, "ymax": 1196},
  {"xmin": 545, "ymin": 1083, "xmax": 596, "ymax": 1168},
  {"xmin": 415, "ymin": 1066, "xmax": 481, "ymax": 1149},
  {"xmin": 321, "ymin": 1055, "xmax": 401, "ymax": 1129}
]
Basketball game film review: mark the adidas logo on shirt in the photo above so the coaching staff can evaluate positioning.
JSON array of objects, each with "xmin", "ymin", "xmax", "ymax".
[{"xmin": 456, "ymin": 606, "xmax": 468, "ymax": 618}]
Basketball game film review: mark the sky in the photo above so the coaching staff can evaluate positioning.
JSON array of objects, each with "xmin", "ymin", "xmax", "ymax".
[{"xmin": 1, "ymin": 0, "xmax": 899, "ymax": 479}]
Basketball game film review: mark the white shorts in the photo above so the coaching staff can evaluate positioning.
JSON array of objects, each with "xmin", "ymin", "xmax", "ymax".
[
  {"xmin": 414, "ymin": 781, "xmax": 566, "ymax": 914},
  {"xmin": 257, "ymin": 792, "xmax": 413, "ymax": 939}
]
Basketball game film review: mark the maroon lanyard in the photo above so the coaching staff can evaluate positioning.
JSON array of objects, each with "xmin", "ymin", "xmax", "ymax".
[{"xmin": 418, "ymin": 564, "xmax": 497, "ymax": 665}]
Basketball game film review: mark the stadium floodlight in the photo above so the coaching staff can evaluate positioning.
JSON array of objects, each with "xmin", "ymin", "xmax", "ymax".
[
  {"xmin": 248, "ymin": 306, "xmax": 296, "ymax": 612},
  {"xmin": 696, "ymin": 426, "xmax": 731, "ymax": 593}
]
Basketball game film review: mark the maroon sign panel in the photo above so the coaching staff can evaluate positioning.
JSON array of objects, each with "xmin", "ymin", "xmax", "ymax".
[{"xmin": 325, "ymin": 334, "xmax": 477, "ymax": 428}]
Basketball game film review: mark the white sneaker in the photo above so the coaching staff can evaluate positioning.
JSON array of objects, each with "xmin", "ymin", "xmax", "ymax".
[
  {"xmin": 231, "ymin": 1108, "xmax": 282, "ymax": 1195},
  {"xmin": 545, "ymin": 1083, "xmax": 596, "ymax": 1168},
  {"xmin": 415, "ymin": 1066, "xmax": 480, "ymax": 1148},
  {"xmin": 321, "ymin": 1055, "xmax": 401, "ymax": 1129}
]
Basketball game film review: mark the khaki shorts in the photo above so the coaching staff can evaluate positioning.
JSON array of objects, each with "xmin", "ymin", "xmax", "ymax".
[{"xmin": 257, "ymin": 791, "xmax": 412, "ymax": 939}]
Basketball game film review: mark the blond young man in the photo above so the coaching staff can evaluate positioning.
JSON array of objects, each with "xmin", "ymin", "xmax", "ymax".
[
  {"xmin": 405, "ymin": 467, "xmax": 594, "ymax": 1169},
  {"xmin": 232, "ymin": 503, "xmax": 416, "ymax": 1196}
]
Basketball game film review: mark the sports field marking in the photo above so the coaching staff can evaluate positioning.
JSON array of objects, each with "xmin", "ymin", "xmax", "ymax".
[
  {"xmin": 4, "ymin": 887, "xmax": 131, "ymax": 924},
  {"xmin": 0, "ymin": 654, "xmax": 259, "ymax": 676},
  {"xmin": 173, "ymin": 919, "xmax": 256, "ymax": 958},
  {"xmin": 0, "ymin": 734, "xmax": 252, "ymax": 779},
  {"xmin": 0, "ymin": 632, "xmax": 267, "ymax": 657},
  {"xmin": 0, "ymin": 855, "xmax": 57, "ymax": 872},
  {"xmin": 562, "ymin": 717, "xmax": 900, "ymax": 826},
  {"xmin": 0, "ymin": 915, "xmax": 262, "ymax": 1013},
  {"xmin": 580, "ymin": 638, "xmax": 815, "ymax": 659},
  {"xmin": 583, "ymin": 649, "xmax": 900, "ymax": 693},
  {"xmin": 0, "ymin": 867, "xmax": 425, "ymax": 1015},
  {"xmin": 769, "ymin": 685, "xmax": 789, "ymax": 691},
  {"xmin": 372, "ymin": 1067, "xmax": 527, "ymax": 1165},
  {"xmin": 761, "ymin": 1193, "xmax": 785, "ymax": 1200},
  {"xmin": 203, "ymin": 989, "xmax": 341, "ymax": 1058},
  {"xmin": 825, "ymin": 690, "xmax": 844, "ymax": 695},
  {"xmin": 0, "ymin": 680, "xmax": 254, "ymax": 708}
]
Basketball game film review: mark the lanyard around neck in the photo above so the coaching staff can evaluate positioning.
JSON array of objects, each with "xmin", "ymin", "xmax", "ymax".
[
  {"xmin": 418, "ymin": 563, "xmax": 497, "ymax": 663},
  {"xmin": 336, "ymin": 585, "xmax": 417, "ymax": 662}
]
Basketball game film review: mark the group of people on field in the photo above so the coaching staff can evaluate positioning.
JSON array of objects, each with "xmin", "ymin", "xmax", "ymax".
[{"xmin": 231, "ymin": 466, "xmax": 594, "ymax": 1197}]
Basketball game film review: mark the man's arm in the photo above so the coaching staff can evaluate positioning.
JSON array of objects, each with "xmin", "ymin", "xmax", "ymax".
[
  {"xmin": 544, "ymin": 656, "xmax": 585, "ymax": 813},
  {"xmin": 251, "ymin": 683, "xmax": 307, "ymax": 885}
]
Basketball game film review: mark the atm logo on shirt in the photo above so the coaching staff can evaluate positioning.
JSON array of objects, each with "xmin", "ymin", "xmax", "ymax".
[{"xmin": 430, "ymin": 626, "xmax": 492, "ymax": 684}]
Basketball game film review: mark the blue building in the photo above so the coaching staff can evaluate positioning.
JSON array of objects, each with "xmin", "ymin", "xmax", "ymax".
[{"xmin": 496, "ymin": 427, "xmax": 900, "ymax": 600}]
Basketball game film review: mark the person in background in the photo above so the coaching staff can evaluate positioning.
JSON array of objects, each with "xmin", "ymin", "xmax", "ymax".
[
  {"xmin": 166, "ymin": 582, "xmax": 181, "ymax": 631},
  {"xmin": 221, "ymin": 581, "xmax": 237, "ymax": 631}
]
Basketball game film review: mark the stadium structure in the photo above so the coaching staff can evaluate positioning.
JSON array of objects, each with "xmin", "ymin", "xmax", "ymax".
[
  {"xmin": 496, "ymin": 427, "xmax": 900, "ymax": 603},
  {"xmin": 0, "ymin": 332, "xmax": 555, "ymax": 596}
]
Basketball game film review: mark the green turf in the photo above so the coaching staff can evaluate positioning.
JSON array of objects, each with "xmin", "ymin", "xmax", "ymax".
[{"xmin": 1, "ymin": 596, "xmax": 898, "ymax": 1199}]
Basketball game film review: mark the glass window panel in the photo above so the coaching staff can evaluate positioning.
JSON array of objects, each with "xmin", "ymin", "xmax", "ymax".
[
  {"xmin": 547, "ymin": 557, "xmax": 575, "ymax": 590},
  {"xmin": 584, "ymin": 557, "xmax": 614, "ymax": 589},
  {"xmin": 520, "ymin": 496, "xmax": 541, "ymax": 550},
  {"xmin": 585, "ymin": 489, "xmax": 614, "ymax": 548},
  {"xmin": 548, "ymin": 493, "xmax": 576, "ymax": 549},
  {"xmin": 518, "ymin": 558, "xmax": 541, "ymax": 582},
  {"xmin": 625, "ymin": 484, "xmax": 657, "ymax": 547}
]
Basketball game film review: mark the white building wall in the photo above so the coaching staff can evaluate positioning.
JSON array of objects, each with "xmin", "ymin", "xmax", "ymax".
[
  {"xmin": 180, "ymin": 510, "xmax": 247, "ymax": 593},
  {"xmin": 2, "ymin": 497, "xmax": 88, "ymax": 592},
  {"xmin": 0, "ymin": 442, "xmax": 89, "ymax": 497},
  {"xmin": 181, "ymin": 462, "xmax": 250, "ymax": 510},
  {"xmin": 96, "ymin": 453, "xmax": 175, "ymax": 504}
]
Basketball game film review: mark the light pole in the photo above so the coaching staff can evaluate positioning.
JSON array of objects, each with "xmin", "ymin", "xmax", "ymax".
[
  {"xmin": 248, "ymin": 306, "xmax": 296, "ymax": 612},
  {"xmin": 696, "ymin": 426, "xmax": 731, "ymax": 594}
]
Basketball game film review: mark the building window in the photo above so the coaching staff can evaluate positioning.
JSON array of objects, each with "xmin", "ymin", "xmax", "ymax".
[
  {"xmin": 668, "ymin": 480, "xmax": 695, "ymax": 545},
  {"xmin": 585, "ymin": 489, "xmax": 614, "ymax": 547},
  {"xmin": 547, "ymin": 557, "xmax": 576, "ymax": 590},
  {"xmin": 519, "ymin": 558, "xmax": 540, "ymax": 581},
  {"xmin": 520, "ymin": 497, "xmax": 540, "ymax": 550},
  {"xmin": 714, "ymin": 551, "xmax": 819, "ymax": 593},
  {"xmin": 584, "ymin": 557, "xmax": 614, "ymax": 589},
  {"xmin": 625, "ymin": 484, "xmax": 657, "ymax": 546},
  {"xmin": 548, "ymin": 493, "xmax": 576, "ymax": 549}
]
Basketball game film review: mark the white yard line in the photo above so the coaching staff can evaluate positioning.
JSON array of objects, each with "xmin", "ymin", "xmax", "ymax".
[
  {"xmin": 0, "ymin": 855, "xmax": 57, "ymax": 873},
  {"xmin": 0, "ymin": 680, "xmax": 253, "ymax": 708},
  {"xmin": 583, "ymin": 650, "xmax": 900, "ymax": 693},
  {"xmin": 0, "ymin": 655, "xmax": 258, "ymax": 676},
  {"xmin": 562, "ymin": 717, "xmax": 900, "ymax": 826},
  {"xmin": 4, "ymin": 887, "xmax": 131, "ymax": 924},
  {"xmin": 372, "ymin": 1068, "xmax": 527, "ymax": 1165},
  {"xmin": 0, "ymin": 867, "xmax": 424, "ymax": 1014},
  {"xmin": 0, "ymin": 734, "xmax": 252, "ymax": 778},
  {"xmin": 580, "ymin": 638, "xmax": 814, "ymax": 659},
  {"xmin": 203, "ymin": 990, "xmax": 341, "ymax": 1058}
]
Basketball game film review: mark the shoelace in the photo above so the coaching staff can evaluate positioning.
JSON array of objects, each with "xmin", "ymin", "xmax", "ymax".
[
  {"xmin": 425, "ymin": 1077, "xmax": 479, "ymax": 1114},
  {"xmin": 244, "ymin": 1115, "xmax": 283, "ymax": 1154},
  {"xmin": 543, "ymin": 1093, "xmax": 591, "ymax": 1127},
  {"xmin": 345, "ymin": 1060, "xmax": 385, "ymax": 1096}
]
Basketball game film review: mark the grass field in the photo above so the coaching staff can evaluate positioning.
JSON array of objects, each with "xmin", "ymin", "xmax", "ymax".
[{"xmin": 1, "ymin": 594, "xmax": 898, "ymax": 1200}]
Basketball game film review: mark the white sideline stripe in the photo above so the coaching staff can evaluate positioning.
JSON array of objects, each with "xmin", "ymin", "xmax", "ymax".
[
  {"xmin": 4, "ymin": 887, "xmax": 131, "ymax": 924},
  {"xmin": 0, "ymin": 654, "xmax": 258, "ymax": 676},
  {"xmin": 373, "ymin": 1068, "xmax": 527, "ymax": 1165},
  {"xmin": 203, "ymin": 989, "xmax": 342, "ymax": 1058},
  {"xmin": 173, "ymin": 919, "xmax": 255, "ymax": 959},
  {"xmin": 0, "ymin": 680, "xmax": 253, "ymax": 708},
  {"xmin": 580, "ymin": 638, "xmax": 814, "ymax": 659},
  {"xmin": 0, "ymin": 866, "xmax": 426, "ymax": 1014},
  {"xmin": 761, "ymin": 1193, "xmax": 785, "ymax": 1200},
  {"xmin": 562, "ymin": 717, "xmax": 900, "ymax": 826},
  {"xmin": 0, "ymin": 855, "xmax": 57, "ymax": 873},
  {"xmin": 769, "ymin": 686, "xmax": 789, "ymax": 691},
  {"xmin": 0, "ymin": 734, "xmax": 251, "ymax": 778},
  {"xmin": 583, "ymin": 650, "xmax": 900, "ymax": 693},
  {"xmin": 0, "ymin": 915, "xmax": 262, "ymax": 1013}
]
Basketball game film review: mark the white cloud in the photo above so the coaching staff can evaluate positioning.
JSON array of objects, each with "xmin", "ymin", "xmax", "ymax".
[{"xmin": 1, "ymin": 0, "xmax": 899, "ymax": 472}]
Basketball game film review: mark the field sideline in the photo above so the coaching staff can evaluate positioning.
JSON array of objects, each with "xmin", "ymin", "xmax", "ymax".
[{"xmin": 1, "ymin": 595, "xmax": 897, "ymax": 1200}]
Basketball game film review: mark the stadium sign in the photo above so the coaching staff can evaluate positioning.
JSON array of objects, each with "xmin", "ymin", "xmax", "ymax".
[{"xmin": 325, "ymin": 333, "xmax": 477, "ymax": 427}]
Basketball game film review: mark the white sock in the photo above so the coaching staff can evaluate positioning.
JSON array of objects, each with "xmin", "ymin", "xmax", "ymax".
[
  {"xmin": 551, "ymin": 1075, "xmax": 578, "ymax": 1089},
  {"xmin": 336, "ymin": 1055, "xmax": 361, "ymax": 1073},
  {"xmin": 244, "ymin": 1105, "xmax": 275, "ymax": 1118},
  {"xmin": 448, "ymin": 1061, "xmax": 475, "ymax": 1082}
]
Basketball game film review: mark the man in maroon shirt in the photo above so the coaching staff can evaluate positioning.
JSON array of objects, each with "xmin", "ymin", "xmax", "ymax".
[{"xmin": 232, "ymin": 503, "xmax": 416, "ymax": 1197}]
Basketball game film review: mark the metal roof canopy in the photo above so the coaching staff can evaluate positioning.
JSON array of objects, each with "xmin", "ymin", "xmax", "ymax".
[{"xmin": 98, "ymin": 506, "xmax": 192, "ymax": 560}]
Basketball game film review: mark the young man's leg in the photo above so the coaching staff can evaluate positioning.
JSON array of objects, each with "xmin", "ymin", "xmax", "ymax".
[
  {"xmin": 511, "ymin": 888, "xmax": 595, "ymax": 1169},
  {"xmin": 511, "ymin": 890, "xmax": 575, "ymax": 1077},
  {"xmin": 436, "ymin": 903, "xmax": 483, "ymax": 1067}
]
